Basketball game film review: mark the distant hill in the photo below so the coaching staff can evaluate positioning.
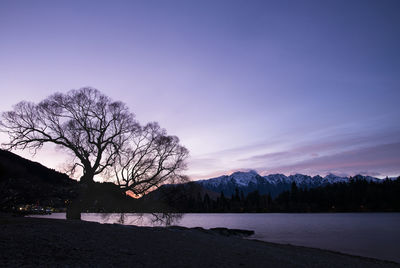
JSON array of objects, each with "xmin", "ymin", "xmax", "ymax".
[
  {"xmin": 196, "ymin": 170, "xmax": 382, "ymax": 198},
  {"xmin": 139, "ymin": 182, "xmax": 220, "ymax": 212},
  {"xmin": 0, "ymin": 149, "xmax": 78, "ymax": 209}
]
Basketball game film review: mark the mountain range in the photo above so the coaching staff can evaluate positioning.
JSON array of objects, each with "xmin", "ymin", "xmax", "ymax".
[{"xmin": 195, "ymin": 170, "xmax": 382, "ymax": 197}]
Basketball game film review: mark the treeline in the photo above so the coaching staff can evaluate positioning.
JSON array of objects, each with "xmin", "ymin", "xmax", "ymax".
[
  {"xmin": 145, "ymin": 177, "xmax": 400, "ymax": 213},
  {"xmin": 274, "ymin": 176, "xmax": 400, "ymax": 212}
]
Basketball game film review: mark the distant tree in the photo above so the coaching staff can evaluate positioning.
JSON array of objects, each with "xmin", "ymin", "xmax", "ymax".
[
  {"xmin": 0, "ymin": 88, "xmax": 137, "ymax": 184},
  {"xmin": 203, "ymin": 193, "xmax": 211, "ymax": 211},
  {"xmin": 267, "ymin": 193, "xmax": 272, "ymax": 206},
  {"xmin": 234, "ymin": 187, "xmax": 240, "ymax": 201},
  {"xmin": 290, "ymin": 182, "xmax": 298, "ymax": 202},
  {"xmin": 246, "ymin": 190, "xmax": 261, "ymax": 211},
  {"xmin": 217, "ymin": 191, "xmax": 227, "ymax": 211},
  {"xmin": 240, "ymin": 190, "xmax": 245, "ymax": 202}
]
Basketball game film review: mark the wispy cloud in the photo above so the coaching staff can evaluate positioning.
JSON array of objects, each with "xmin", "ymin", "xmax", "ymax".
[
  {"xmin": 187, "ymin": 128, "xmax": 400, "ymax": 180},
  {"xmin": 261, "ymin": 142, "xmax": 400, "ymax": 178}
]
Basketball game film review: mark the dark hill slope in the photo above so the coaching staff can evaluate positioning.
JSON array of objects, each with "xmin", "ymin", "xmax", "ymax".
[
  {"xmin": 0, "ymin": 150, "xmax": 138, "ymax": 212},
  {"xmin": 0, "ymin": 149, "xmax": 78, "ymax": 209}
]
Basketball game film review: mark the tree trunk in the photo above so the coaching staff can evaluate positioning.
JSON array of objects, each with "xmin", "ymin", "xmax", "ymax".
[
  {"xmin": 66, "ymin": 200, "xmax": 81, "ymax": 220},
  {"xmin": 66, "ymin": 172, "xmax": 95, "ymax": 220},
  {"xmin": 80, "ymin": 172, "xmax": 95, "ymax": 184}
]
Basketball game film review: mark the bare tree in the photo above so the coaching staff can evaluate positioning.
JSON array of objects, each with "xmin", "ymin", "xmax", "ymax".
[
  {"xmin": 115, "ymin": 122, "xmax": 189, "ymax": 197},
  {"xmin": 1, "ymin": 88, "xmax": 189, "ymax": 219},
  {"xmin": 0, "ymin": 88, "xmax": 138, "ymax": 183}
]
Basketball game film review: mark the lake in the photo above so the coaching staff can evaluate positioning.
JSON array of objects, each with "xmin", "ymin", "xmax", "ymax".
[{"xmin": 34, "ymin": 212, "xmax": 400, "ymax": 263}]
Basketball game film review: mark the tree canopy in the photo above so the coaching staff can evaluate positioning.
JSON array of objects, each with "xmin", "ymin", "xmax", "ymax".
[{"xmin": 115, "ymin": 122, "xmax": 188, "ymax": 196}]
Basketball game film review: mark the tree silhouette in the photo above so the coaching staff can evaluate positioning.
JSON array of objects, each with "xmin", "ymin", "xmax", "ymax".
[{"xmin": 0, "ymin": 88, "xmax": 189, "ymax": 218}]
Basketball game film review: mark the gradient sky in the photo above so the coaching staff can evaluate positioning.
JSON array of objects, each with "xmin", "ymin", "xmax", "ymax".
[{"xmin": 1, "ymin": 0, "xmax": 399, "ymax": 180}]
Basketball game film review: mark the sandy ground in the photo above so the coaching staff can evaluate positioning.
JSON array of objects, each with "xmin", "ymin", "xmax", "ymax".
[{"xmin": 0, "ymin": 216, "xmax": 399, "ymax": 268}]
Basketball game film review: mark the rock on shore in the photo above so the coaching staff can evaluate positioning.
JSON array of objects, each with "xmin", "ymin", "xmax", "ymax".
[{"xmin": 0, "ymin": 216, "xmax": 398, "ymax": 267}]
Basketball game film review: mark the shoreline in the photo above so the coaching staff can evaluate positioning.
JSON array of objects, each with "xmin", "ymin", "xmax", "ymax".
[{"xmin": 1, "ymin": 216, "xmax": 399, "ymax": 267}]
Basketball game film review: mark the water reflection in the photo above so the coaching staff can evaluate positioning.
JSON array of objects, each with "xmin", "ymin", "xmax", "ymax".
[{"xmin": 97, "ymin": 213, "xmax": 184, "ymax": 226}]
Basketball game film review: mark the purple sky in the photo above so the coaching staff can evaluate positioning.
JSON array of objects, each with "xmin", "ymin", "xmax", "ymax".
[{"xmin": 1, "ymin": 0, "xmax": 399, "ymax": 180}]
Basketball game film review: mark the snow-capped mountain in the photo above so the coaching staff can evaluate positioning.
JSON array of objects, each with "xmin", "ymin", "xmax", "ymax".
[
  {"xmin": 197, "ymin": 170, "xmax": 260, "ymax": 187},
  {"xmin": 196, "ymin": 171, "xmax": 380, "ymax": 197}
]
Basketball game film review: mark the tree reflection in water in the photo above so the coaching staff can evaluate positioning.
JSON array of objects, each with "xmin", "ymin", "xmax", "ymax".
[{"xmin": 99, "ymin": 213, "xmax": 184, "ymax": 226}]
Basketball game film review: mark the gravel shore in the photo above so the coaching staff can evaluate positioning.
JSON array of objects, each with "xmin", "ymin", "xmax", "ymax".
[{"xmin": 0, "ymin": 216, "xmax": 398, "ymax": 267}]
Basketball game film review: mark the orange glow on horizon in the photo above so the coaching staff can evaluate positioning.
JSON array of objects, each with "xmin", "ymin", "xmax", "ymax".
[{"xmin": 126, "ymin": 190, "xmax": 141, "ymax": 199}]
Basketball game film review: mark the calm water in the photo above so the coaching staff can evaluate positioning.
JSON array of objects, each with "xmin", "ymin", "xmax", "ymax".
[{"xmin": 35, "ymin": 213, "xmax": 400, "ymax": 263}]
